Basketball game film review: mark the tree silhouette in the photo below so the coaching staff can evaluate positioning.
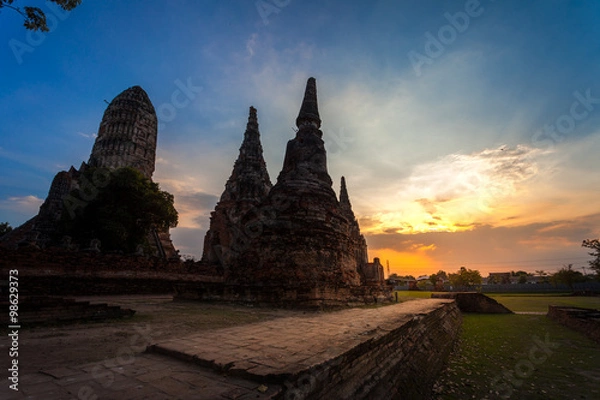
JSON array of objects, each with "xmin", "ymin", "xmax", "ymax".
[
  {"xmin": 582, "ymin": 239, "xmax": 600, "ymax": 278},
  {"xmin": 551, "ymin": 264, "xmax": 585, "ymax": 291},
  {"xmin": 449, "ymin": 267, "xmax": 482, "ymax": 290},
  {"xmin": 58, "ymin": 167, "xmax": 178, "ymax": 253},
  {"xmin": 0, "ymin": 0, "xmax": 81, "ymax": 31}
]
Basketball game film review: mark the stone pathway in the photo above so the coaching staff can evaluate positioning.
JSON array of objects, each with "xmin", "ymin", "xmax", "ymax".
[
  {"xmin": 1, "ymin": 299, "xmax": 452, "ymax": 399},
  {"xmin": 1, "ymin": 352, "xmax": 281, "ymax": 400}
]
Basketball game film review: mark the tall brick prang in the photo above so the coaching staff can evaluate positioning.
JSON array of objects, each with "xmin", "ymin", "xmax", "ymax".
[
  {"xmin": 88, "ymin": 86, "xmax": 158, "ymax": 179},
  {"xmin": 1, "ymin": 86, "xmax": 177, "ymax": 259}
]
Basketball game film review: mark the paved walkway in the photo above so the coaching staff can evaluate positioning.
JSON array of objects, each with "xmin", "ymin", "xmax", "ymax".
[
  {"xmin": 1, "ymin": 299, "xmax": 452, "ymax": 400},
  {"xmin": 2, "ymin": 351, "xmax": 281, "ymax": 400}
]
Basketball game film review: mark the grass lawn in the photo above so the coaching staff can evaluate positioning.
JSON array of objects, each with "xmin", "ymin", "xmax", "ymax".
[
  {"xmin": 433, "ymin": 313, "xmax": 600, "ymax": 399},
  {"xmin": 394, "ymin": 291, "xmax": 600, "ymax": 399},
  {"xmin": 394, "ymin": 290, "xmax": 436, "ymax": 299},
  {"xmin": 488, "ymin": 293, "xmax": 600, "ymax": 313},
  {"xmin": 394, "ymin": 290, "xmax": 600, "ymax": 312}
]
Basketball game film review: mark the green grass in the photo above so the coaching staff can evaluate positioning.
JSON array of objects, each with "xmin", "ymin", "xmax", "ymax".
[
  {"xmin": 393, "ymin": 290, "xmax": 600, "ymax": 312},
  {"xmin": 393, "ymin": 291, "xmax": 600, "ymax": 398},
  {"xmin": 434, "ymin": 314, "xmax": 600, "ymax": 399},
  {"xmin": 393, "ymin": 290, "xmax": 437, "ymax": 299},
  {"xmin": 488, "ymin": 294, "xmax": 600, "ymax": 313}
]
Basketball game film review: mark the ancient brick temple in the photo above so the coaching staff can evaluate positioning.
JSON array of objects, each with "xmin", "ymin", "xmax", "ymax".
[
  {"xmin": 195, "ymin": 78, "xmax": 388, "ymax": 306},
  {"xmin": 88, "ymin": 86, "xmax": 157, "ymax": 179},
  {"xmin": 1, "ymin": 86, "xmax": 177, "ymax": 259}
]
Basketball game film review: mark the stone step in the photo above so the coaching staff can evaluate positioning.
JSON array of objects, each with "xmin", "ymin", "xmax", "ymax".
[
  {"xmin": 148, "ymin": 299, "xmax": 461, "ymax": 399},
  {"xmin": 0, "ymin": 296, "xmax": 135, "ymax": 325}
]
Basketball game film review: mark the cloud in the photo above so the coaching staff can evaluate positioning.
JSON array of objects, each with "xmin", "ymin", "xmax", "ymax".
[
  {"xmin": 366, "ymin": 212, "xmax": 600, "ymax": 275},
  {"xmin": 171, "ymin": 190, "xmax": 218, "ymax": 230},
  {"xmin": 77, "ymin": 132, "xmax": 97, "ymax": 139},
  {"xmin": 246, "ymin": 33, "xmax": 258, "ymax": 57},
  {"xmin": 141, "ymin": 36, "xmax": 600, "ymax": 264},
  {"xmin": 0, "ymin": 195, "xmax": 43, "ymax": 221},
  {"xmin": 358, "ymin": 144, "xmax": 550, "ymax": 235},
  {"xmin": 170, "ymin": 227, "xmax": 206, "ymax": 260}
]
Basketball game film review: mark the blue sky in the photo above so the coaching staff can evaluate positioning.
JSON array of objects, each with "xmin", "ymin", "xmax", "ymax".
[{"xmin": 1, "ymin": 0, "xmax": 599, "ymax": 275}]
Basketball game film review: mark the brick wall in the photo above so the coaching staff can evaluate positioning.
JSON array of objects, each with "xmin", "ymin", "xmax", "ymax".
[
  {"xmin": 0, "ymin": 247, "xmax": 222, "ymax": 296},
  {"xmin": 283, "ymin": 301, "xmax": 462, "ymax": 399},
  {"xmin": 432, "ymin": 292, "xmax": 513, "ymax": 313},
  {"xmin": 547, "ymin": 305, "xmax": 600, "ymax": 344}
]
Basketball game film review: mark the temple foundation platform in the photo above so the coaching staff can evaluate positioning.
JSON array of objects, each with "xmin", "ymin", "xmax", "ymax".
[{"xmin": 149, "ymin": 298, "xmax": 461, "ymax": 399}]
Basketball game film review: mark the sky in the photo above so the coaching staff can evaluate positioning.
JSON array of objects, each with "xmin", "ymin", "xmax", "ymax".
[{"xmin": 1, "ymin": 0, "xmax": 599, "ymax": 277}]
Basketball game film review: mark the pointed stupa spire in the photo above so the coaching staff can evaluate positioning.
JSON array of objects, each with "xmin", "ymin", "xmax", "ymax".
[
  {"xmin": 295, "ymin": 77, "xmax": 321, "ymax": 129},
  {"xmin": 245, "ymin": 106, "xmax": 258, "ymax": 138},
  {"xmin": 220, "ymin": 106, "xmax": 272, "ymax": 202},
  {"xmin": 340, "ymin": 176, "xmax": 352, "ymax": 210}
]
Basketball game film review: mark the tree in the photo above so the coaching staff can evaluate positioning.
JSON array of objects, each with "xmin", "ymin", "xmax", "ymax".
[
  {"xmin": 0, "ymin": 222, "xmax": 13, "ymax": 237},
  {"xmin": 448, "ymin": 267, "xmax": 482, "ymax": 290},
  {"xmin": 551, "ymin": 264, "xmax": 585, "ymax": 291},
  {"xmin": 416, "ymin": 280, "xmax": 429, "ymax": 290},
  {"xmin": 535, "ymin": 270, "xmax": 549, "ymax": 284},
  {"xmin": 59, "ymin": 167, "xmax": 178, "ymax": 253},
  {"xmin": 582, "ymin": 239, "xmax": 600, "ymax": 278},
  {"xmin": 429, "ymin": 270, "xmax": 448, "ymax": 291},
  {"xmin": 0, "ymin": 0, "xmax": 81, "ymax": 31}
]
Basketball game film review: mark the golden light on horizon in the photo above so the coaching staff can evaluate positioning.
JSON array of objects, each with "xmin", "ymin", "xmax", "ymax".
[{"xmin": 370, "ymin": 247, "xmax": 442, "ymax": 278}]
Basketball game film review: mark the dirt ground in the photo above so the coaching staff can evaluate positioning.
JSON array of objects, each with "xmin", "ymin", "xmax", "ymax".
[{"xmin": 0, "ymin": 295, "xmax": 306, "ymax": 375}]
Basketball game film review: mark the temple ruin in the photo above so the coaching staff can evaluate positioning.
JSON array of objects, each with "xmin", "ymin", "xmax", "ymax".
[
  {"xmin": 183, "ymin": 78, "xmax": 390, "ymax": 307},
  {"xmin": 1, "ymin": 86, "xmax": 177, "ymax": 258},
  {"xmin": 2, "ymin": 78, "xmax": 388, "ymax": 306}
]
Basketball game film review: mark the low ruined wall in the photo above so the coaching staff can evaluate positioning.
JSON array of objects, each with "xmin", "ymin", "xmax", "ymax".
[
  {"xmin": 301, "ymin": 301, "xmax": 462, "ymax": 399},
  {"xmin": 0, "ymin": 247, "xmax": 222, "ymax": 296},
  {"xmin": 432, "ymin": 292, "xmax": 512, "ymax": 313},
  {"xmin": 174, "ymin": 282, "xmax": 392, "ymax": 309},
  {"xmin": 149, "ymin": 299, "xmax": 462, "ymax": 399},
  {"xmin": 547, "ymin": 306, "xmax": 600, "ymax": 344}
]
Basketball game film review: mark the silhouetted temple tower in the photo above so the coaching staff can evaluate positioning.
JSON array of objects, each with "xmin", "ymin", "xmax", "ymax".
[
  {"xmin": 201, "ymin": 106, "xmax": 272, "ymax": 266},
  {"xmin": 88, "ymin": 86, "xmax": 158, "ymax": 179},
  {"xmin": 1, "ymin": 85, "xmax": 177, "ymax": 258},
  {"xmin": 226, "ymin": 77, "xmax": 367, "ymax": 289},
  {"xmin": 220, "ymin": 106, "xmax": 272, "ymax": 203}
]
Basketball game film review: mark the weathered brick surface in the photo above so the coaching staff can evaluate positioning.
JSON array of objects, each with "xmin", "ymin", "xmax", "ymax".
[
  {"xmin": 1, "ymin": 300, "xmax": 461, "ymax": 399},
  {"xmin": 0, "ymin": 296, "xmax": 135, "ymax": 325},
  {"xmin": 0, "ymin": 86, "xmax": 177, "ymax": 259},
  {"xmin": 174, "ymin": 282, "xmax": 391, "ymax": 309},
  {"xmin": 0, "ymin": 247, "xmax": 221, "ymax": 296},
  {"xmin": 151, "ymin": 299, "xmax": 462, "ymax": 399},
  {"xmin": 199, "ymin": 78, "xmax": 388, "ymax": 306},
  {"xmin": 432, "ymin": 292, "xmax": 513, "ymax": 313},
  {"xmin": 547, "ymin": 305, "xmax": 600, "ymax": 344}
]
